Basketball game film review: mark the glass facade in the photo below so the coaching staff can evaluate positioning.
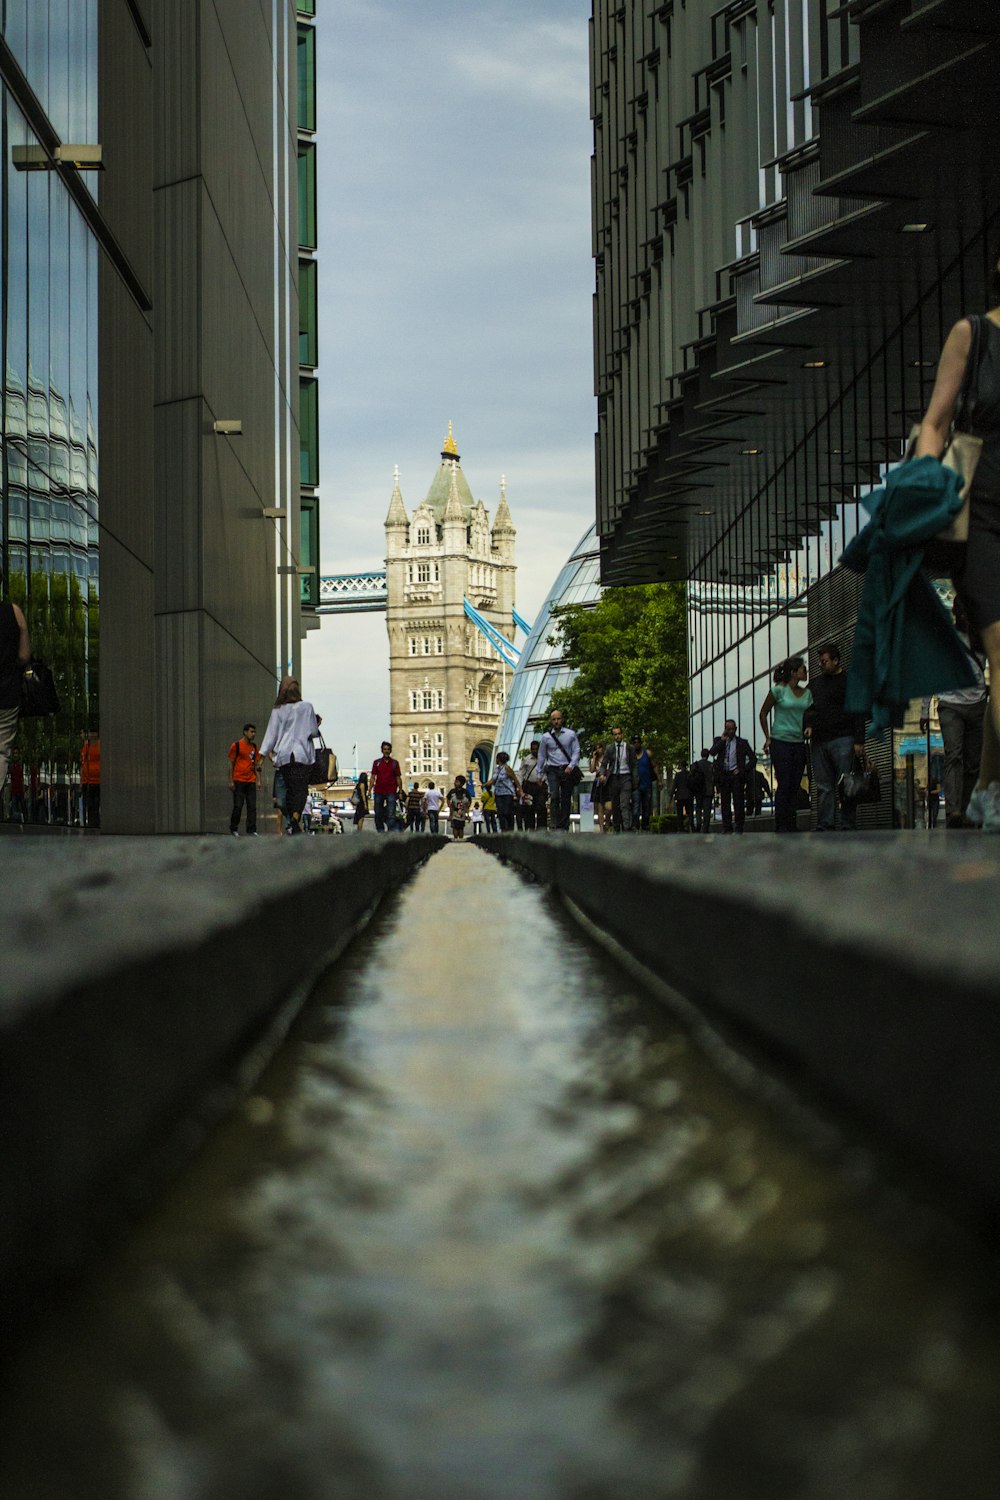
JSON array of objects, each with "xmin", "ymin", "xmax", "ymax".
[
  {"xmin": 296, "ymin": 142, "xmax": 317, "ymax": 251},
  {"xmin": 296, "ymin": 24, "xmax": 315, "ymax": 133},
  {"xmin": 297, "ymin": 2, "xmax": 319, "ymax": 614},
  {"xmin": 493, "ymin": 525, "xmax": 601, "ymax": 763},
  {"xmin": 298, "ymin": 256, "xmax": 317, "ymax": 368},
  {"xmin": 2, "ymin": 11, "xmax": 101, "ymax": 826}
]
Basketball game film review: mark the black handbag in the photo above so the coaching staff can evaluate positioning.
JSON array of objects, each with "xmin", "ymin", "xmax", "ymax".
[
  {"xmin": 308, "ymin": 734, "xmax": 336, "ymax": 785},
  {"xmin": 20, "ymin": 658, "xmax": 61, "ymax": 717},
  {"xmin": 839, "ymin": 753, "xmax": 880, "ymax": 808}
]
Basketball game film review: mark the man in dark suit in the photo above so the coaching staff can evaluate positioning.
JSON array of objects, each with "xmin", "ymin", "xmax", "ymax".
[
  {"xmin": 599, "ymin": 725, "xmax": 638, "ymax": 832},
  {"xmin": 709, "ymin": 719, "xmax": 754, "ymax": 833}
]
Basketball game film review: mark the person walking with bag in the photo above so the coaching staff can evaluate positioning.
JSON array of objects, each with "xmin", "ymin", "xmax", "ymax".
[
  {"xmin": 486, "ymin": 751, "xmax": 521, "ymax": 831},
  {"xmin": 351, "ymin": 771, "xmax": 370, "ymax": 832},
  {"xmin": 536, "ymin": 708, "xmax": 581, "ymax": 831},
  {"xmin": 759, "ymin": 657, "xmax": 812, "ymax": 833},
  {"xmin": 915, "ymin": 272, "xmax": 1000, "ymax": 828},
  {"xmin": 228, "ymin": 723, "xmax": 262, "ymax": 835},
  {"xmin": 803, "ymin": 644, "xmax": 866, "ymax": 831},
  {"xmin": 0, "ymin": 582, "xmax": 31, "ymax": 796},
  {"xmin": 259, "ymin": 676, "xmax": 319, "ymax": 836}
]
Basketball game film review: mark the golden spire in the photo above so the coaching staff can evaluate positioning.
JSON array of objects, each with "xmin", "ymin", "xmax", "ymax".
[{"xmin": 442, "ymin": 420, "xmax": 458, "ymax": 457}]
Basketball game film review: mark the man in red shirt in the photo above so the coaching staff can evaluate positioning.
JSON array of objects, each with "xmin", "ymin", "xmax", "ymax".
[
  {"xmin": 370, "ymin": 740, "xmax": 403, "ymax": 832},
  {"xmin": 228, "ymin": 723, "xmax": 262, "ymax": 835},
  {"xmin": 80, "ymin": 730, "xmax": 101, "ymax": 829}
]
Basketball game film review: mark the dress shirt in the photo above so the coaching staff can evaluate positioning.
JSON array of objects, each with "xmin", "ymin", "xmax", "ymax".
[
  {"xmin": 724, "ymin": 737, "xmax": 738, "ymax": 773},
  {"xmin": 536, "ymin": 725, "xmax": 581, "ymax": 774},
  {"xmin": 259, "ymin": 700, "xmax": 319, "ymax": 768}
]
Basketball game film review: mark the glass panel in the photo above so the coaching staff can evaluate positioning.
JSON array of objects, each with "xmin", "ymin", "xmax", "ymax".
[
  {"xmin": 297, "ymin": 143, "xmax": 317, "ymax": 250},
  {"xmin": 297, "ymin": 24, "xmax": 316, "ymax": 133},
  {"xmin": 299, "ymin": 377, "xmax": 319, "ymax": 486},
  {"xmin": 298, "ymin": 257, "xmax": 317, "ymax": 367},
  {"xmin": 297, "ymin": 0, "xmax": 316, "ymax": 14},
  {"xmin": 299, "ymin": 495, "xmax": 319, "ymax": 607}
]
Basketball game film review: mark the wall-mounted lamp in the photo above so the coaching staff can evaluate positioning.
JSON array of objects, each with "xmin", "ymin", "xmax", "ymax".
[
  {"xmin": 739, "ymin": 448, "xmax": 762, "ymax": 456},
  {"xmin": 899, "ymin": 223, "xmax": 931, "ymax": 234},
  {"xmin": 212, "ymin": 419, "xmax": 243, "ymax": 436},
  {"xmin": 12, "ymin": 143, "xmax": 104, "ymax": 171},
  {"xmin": 802, "ymin": 360, "xmax": 828, "ymax": 369}
]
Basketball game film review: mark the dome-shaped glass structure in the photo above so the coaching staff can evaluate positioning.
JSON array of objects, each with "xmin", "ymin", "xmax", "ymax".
[{"xmin": 494, "ymin": 524, "xmax": 601, "ymax": 764}]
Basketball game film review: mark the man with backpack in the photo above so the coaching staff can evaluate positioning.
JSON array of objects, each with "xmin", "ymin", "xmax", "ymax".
[{"xmin": 228, "ymin": 723, "xmax": 262, "ymax": 835}]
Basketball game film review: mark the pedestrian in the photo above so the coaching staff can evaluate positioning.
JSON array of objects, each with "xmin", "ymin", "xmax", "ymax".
[
  {"xmin": 487, "ymin": 751, "xmax": 521, "ymax": 831},
  {"xmin": 405, "ymin": 780, "xmax": 425, "ymax": 832},
  {"xmin": 259, "ymin": 676, "xmax": 319, "ymax": 836},
  {"xmin": 470, "ymin": 800, "xmax": 485, "ymax": 836},
  {"xmin": 919, "ymin": 598, "xmax": 988, "ymax": 827},
  {"xmin": 914, "ymin": 267, "xmax": 1000, "ymax": 828},
  {"xmin": 228, "ymin": 722, "xmax": 262, "ymax": 836},
  {"xmin": 632, "ymin": 737, "xmax": 660, "ymax": 830},
  {"xmin": 802, "ymin": 644, "xmax": 866, "ymax": 831},
  {"xmin": 446, "ymin": 774, "xmax": 470, "ymax": 840},
  {"xmin": 598, "ymin": 726, "xmax": 637, "ymax": 832},
  {"xmin": 709, "ymin": 719, "xmax": 754, "ymax": 834},
  {"xmin": 589, "ymin": 740, "xmax": 612, "ymax": 832},
  {"xmin": 536, "ymin": 709, "xmax": 581, "ymax": 831},
  {"xmin": 351, "ymin": 771, "xmax": 370, "ymax": 831},
  {"xmin": 481, "ymin": 782, "xmax": 499, "ymax": 832},
  {"xmin": 670, "ymin": 760, "xmax": 694, "ymax": 831},
  {"xmin": 422, "ymin": 779, "xmax": 443, "ymax": 834},
  {"xmin": 79, "ymin": 729, "xmax": 101, "ymax": 829},
  {"xmin": 758, "ymin": 656, "xmax": 812, "ymax": 833},
  {"xmin": 8, "ymin": 756, "xmax": 26, "ymax": 824},
  {"xmin": 518, "ymin": 739, "xmax": 548, "ymax": 830},
  {"xmin": 0, "ymin": 581, "xmax": 30, "ymax": 800},
  {"xmin": 370, "ymin": 741, "xmax": 404, "ymax": 832},
  {"xmin": 689, "ymin": 747, "xmax": 716, "ymax": 832}
]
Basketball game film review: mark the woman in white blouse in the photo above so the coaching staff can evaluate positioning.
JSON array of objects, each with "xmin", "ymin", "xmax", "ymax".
[{"xmin": 259, "ymin": 676, "xmax": 319, "ymax": 835}]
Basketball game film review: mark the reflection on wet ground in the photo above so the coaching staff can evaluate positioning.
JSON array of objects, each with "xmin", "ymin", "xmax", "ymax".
[{"xmin": 3, "ymin": 845, "xmax": 999, "ymax": 1499}]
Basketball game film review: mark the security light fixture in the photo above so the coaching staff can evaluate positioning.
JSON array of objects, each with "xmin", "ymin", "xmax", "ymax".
[
  {"xmin": 697, "ymin": 509, "xmax": 714, "ymax": 515},
  {"xmin": 739, "ymin": 448, "xmax": 762, "ymax": 456},
  {"xmin": 899, "ymin": 223, "xmax": 931, "ymax": 233},
  {"xmin": 802, "ymin": 360, "xmax": 828, "ymax": 369},
  {"xmin": 909, "ymin": 359, "xmax": 936, "ymax": 368},
  {"xmin": 212, "ymin": 419, "xmax": 243, "ymax": 436}
]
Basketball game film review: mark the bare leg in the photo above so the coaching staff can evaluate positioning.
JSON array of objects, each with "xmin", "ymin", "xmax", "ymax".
[{"xmin": 976, "ymin": 619, "xmax": 1000, "ymax": 788}]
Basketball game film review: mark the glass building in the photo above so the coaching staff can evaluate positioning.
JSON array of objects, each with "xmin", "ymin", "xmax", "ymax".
[
  {"xmin": 590, "ymin": 1, "xmax": 1000, "ymax": 824},
  {"xmin": 493, "ymin": 524, "xmax": 601, "ymax": 764},
  {"xmin": 298, "ymin": 0, "xmax": 320, "ymax": 611},
  {"xmin": 2, "ymin": 4, "xmax": 101, "ymax": 824}
]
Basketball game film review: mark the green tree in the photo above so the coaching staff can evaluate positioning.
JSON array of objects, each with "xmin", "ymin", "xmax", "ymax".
[{"xmin": 544, "ymin": 583, "xmax": 688, "ymax": 767}]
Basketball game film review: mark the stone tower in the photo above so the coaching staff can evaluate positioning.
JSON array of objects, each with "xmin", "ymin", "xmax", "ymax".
[{"xmin": 385, "ymin": 426, "xmax": 517, "ymax": 791}]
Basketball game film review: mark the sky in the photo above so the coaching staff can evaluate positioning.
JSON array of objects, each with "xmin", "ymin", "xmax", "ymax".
[{"xmin": 301, "ymin": 0, "xmax": 597, "ymax": 768}]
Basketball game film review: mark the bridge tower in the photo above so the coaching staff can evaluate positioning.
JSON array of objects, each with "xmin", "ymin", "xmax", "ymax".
[{"xmin": 385, "ymin": 426, "xmax": 517, "ymax": 789}]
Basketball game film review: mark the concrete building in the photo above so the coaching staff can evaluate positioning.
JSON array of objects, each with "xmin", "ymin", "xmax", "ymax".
[
  {"xmin": 590, "ymin": 0, "xmax": 1000, "ymax": 820},
  {"xmin": 385, "ymin": 429, "xmax": 516, "ymax": 790},
  {"xmin": 1, "ymin": 0, "xmax": 312, "ymax": 834}
]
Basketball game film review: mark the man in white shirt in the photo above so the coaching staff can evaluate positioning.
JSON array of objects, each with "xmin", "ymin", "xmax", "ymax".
[
  {"xmin": 598, "ymin": 726, "xmax": 638, "ymax": 831},
  {"xmin": 535, "ymin": 708, "xmax": 581, "ymax": 831},
  {"xmin": 421, "ymin": 780, "xmax": 444, "ymax": 835}
]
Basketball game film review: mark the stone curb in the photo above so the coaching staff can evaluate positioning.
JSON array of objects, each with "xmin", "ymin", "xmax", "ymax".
[
  {"xmin": 1, "ymin": 836, "xmax": 444, "ymax": 1313},
  {"xmin": 478, "ymin": 832, "xmax": 1000, "ymax": 1236}
]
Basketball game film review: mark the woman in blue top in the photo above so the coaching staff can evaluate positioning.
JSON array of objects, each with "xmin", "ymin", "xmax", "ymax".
[
  {"xmin": 759, "ymin": 656, "xmax": 812, "ymax": 833},
  {"xmin": 486, "ymin": 751, "xmax": 522, "ymax": 832}
]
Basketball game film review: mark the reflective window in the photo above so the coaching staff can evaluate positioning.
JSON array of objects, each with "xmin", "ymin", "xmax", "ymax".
[
  {"xmin": 298, "ymin": 257, "xmax": 317, "ymax": 367},
  {"xmin": 297, "ymin": 142, "xmax": 317, "ymax": 250},
  {"xmin": 297, "ymin": 24, "xmax": 316, "ymax": 133},
  {"xmin": 299, "ymin": 377, "xmax": 319, "ymax": 486}
]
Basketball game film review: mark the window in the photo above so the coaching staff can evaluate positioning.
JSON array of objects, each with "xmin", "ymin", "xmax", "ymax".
[
  {"xmin": 435, "ymin": 635, "xmax": 444, "ymax": 654},
  {"xmin": 297, "ymin": 142, "xmax": 317, "ymax": 249},
  {"xmin": 422, "ymin": 689, "xmax": 433, "ymax": 710},
  {"xmin": 417, "ymin": 562, "xmax": 430, "ymax": 583},
  {"xmin": 299, "ymin": 495, "xmax": 319, "ymax": 608},
  {"xmin": 417, "ymin": 526, "xmax": 431, "ymax": 545},
  {"xmin": 436, "ymin": 690, "xmax": 444, "ymax": 710},
  {"xmin": 299, "ymin": 378, "xmax": 319, "ymax": 486},
  {"xmin": 296, "ymin": 0, "xmax": 315, "ymax": 14},
  {"xmin": 297, "ymin": 24, "xmax": 316, "ymax": 132},
  {"xmin": 434, "ymin": 563, "xmax": 440, "ymax": 582},
  {"xmin": 409, "ymin": 638, "xmax": 418, "ymax": 656},
  {"xmin": 435, "ymin": 732, "xmax": 444, "ymax": 744},
  {"xmin": 410, "ymin": 734, "xmax": 418, "ymax": 745},
  {"xmin": 422, "ymin": 636, "xmax": 431, "ymax": 655},
  {"xmin": 298, "ymin": 257, "xmax": 317, "ymax": 367}
]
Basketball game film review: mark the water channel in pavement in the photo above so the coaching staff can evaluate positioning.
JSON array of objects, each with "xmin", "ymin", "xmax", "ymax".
[{"xmin": 3, "ymin": 844, "xmax": 999, "ymax": 1500}]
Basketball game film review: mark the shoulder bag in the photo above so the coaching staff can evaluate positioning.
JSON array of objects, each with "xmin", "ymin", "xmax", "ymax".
[
  {"xmin": 20, "ymin": 658, "xmax": 61, "ymax": 718},
  {"xmin": 308, "ymin": 733, "xmax": 336, "ymax": 785},
  {"xmin": 838, "ymin": 751, "xmax": 880, "ymax": 809}
]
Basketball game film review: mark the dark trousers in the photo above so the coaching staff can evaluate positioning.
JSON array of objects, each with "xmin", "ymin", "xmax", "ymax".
[
  {"xmin": 83, "ymin": 784, "xmax": 101, "ymax": 829},
  {"xmin": 523, "ymin": 785, "xmax": 547, "ymax": 830},
  {"xmin": 608, "ymin": 773, "xmax": 633, "ymax": 831},
  {"xmin": 495, "ymin": 793, "xmax": 516, "ymax": 831},
  {"xmin": 230, "ymin": 781, "xmax": 257, "ymax": 833},
  {"xmin": 813, "ymin": 735, "xmax": 856, "ymax": 831},
  {"xmin": 938, "ymin": 699, "xmax": 986, "ymax": 820},
  {"xmin": 284, "ymin": 761, "xmax": 311, "ymax": 824},
  {"xmin": 637, "ymin": 786, "xmax": 654, "ymax": 830},
  {"xmin": 545, "ymin": 767, "xmax": 573, "ymax": 830},
  {"xmin": 694, "ymin": 793, "xmax": 713, "ymax": 832},
  {"xmin": 770, "ymin": 740, "xmax": 806, "ymax": 832},
  {"xmin": 717, "ymin": 770, "xmax": 745, "ymax": 833}
]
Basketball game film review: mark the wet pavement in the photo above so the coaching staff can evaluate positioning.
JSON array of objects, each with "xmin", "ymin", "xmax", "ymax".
[{"xmin": 2, "ymin": 844, "xmax": 999, "ymax": 1500}]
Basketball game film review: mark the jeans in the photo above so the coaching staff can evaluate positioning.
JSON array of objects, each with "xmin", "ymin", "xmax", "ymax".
[
  {"xmin": 938, "ymin": 700, "xmax": 986, "ymax": 820},
  {"xmin": 495, "ymin": 793, "xmax": 516, "ymax": 831},
  {"xmin": 812, "ymin": 735, "xmax": 857, "ymax": 830},
  {"xmin": 427, "ymin": 810, "xmax": 440, "ymax": 834},
  {"xmin": 770, "ymin": 739, "xmax": 806, "ymax": 832},
  {"xmin": 545, "ymin": 767, "xmax": 574, "ymax": 830},
  {"xmin": 373, "ymin": 791, "xmax": 397, "ymax": 831},
  {"xmin": 230, "ymin": 781, "xmax": 257, "ymax": 833},
  {"xmin": 717, "ymin": 771, "xmax": 745, "ymax": 833}
]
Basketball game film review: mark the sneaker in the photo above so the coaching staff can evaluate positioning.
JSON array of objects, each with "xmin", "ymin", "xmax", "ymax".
[
  {"xmin": 231, "ymin": 831, "xmax": 240, "ymax": 837},
  {"xmin": 980, "ymin": 782, "xmax": 1000, "ymax": 834}
]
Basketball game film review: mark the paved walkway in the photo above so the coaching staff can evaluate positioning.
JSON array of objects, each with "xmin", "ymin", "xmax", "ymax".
[{"xmin": 2, "ymin": 845, "xmax": 999, "ymax": 1499}]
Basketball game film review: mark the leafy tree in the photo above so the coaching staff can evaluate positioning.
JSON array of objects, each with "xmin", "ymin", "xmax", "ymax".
[{"xmin": 542, "ymin": 583, "xmax": 688, "ymax": 768}]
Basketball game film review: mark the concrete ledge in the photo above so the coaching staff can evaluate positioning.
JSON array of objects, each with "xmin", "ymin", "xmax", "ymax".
[
  {"xmin": 2, "ymin": 835, "xmax": 444, "ymax": 1312},
  {"xmin": 478, "ymin": 832, "xmax": 1000, "ymax": 1236}
]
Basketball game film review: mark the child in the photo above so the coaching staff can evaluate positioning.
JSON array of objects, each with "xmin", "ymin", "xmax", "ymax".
[
  {"xmin": 470, "ymin": 799, "xmax": 485, "ymax": 836},
  {"xmin": 446, "ymin": 774, "xmax": 470, "ymax": 841}
]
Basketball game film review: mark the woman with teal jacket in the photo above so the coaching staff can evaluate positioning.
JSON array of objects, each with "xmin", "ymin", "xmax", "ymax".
[{"xmin": 759, "ymin": 656, "xmax": 812, "ymax": 833}]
